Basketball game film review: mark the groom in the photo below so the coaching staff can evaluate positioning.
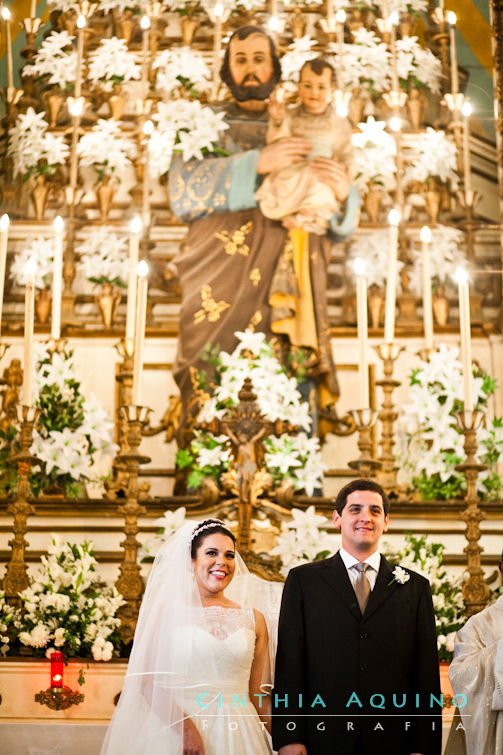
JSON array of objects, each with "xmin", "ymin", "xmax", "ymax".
[{"xmin": 272, "ymin": 479, "xmax": 442, "ymax": 755}]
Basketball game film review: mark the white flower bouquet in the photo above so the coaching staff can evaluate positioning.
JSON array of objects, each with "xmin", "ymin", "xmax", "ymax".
[
  {"xmin": 348, "ymin": 229, "xmax": 404, "ymax": 288},
  {"xmin": 398, "ymin": 344, "xmax": 503, "ymax": 500},
  {"xmin": 24, "ymin": 30, "xmax": 77, "ymax": 91},
  {"xmin": 404, "ymin": 127, "xmax": 458, "ymax": 188},
  {"xmin": 153, "ymin": 47, "xmax": 211, "ymax": 99},
  {"xmin": 149, "ymin": 100, "xmax": 228, "ymax": 177},
  {"xmin": 17, "ymin": 537, "xmax": 124, "ymax": 661},
  {"xmin": 140, "ymin": 506, "xmax": 191, "ymax": 562},
  {"xmin": 396, "ymin": 36, "xmax": 443, "ymax": 94},
  {"xmin": 335, "ymin": 29, "xmax": 390, "ymax": 95},
  {"xmin": 87, "ymin": 37, "xmax": 140, "ymax": 92},
  {"xmin": 373, "ymin": 0, "xmax": 428, "ymax": 15},
  {"xmin": 7, "ymin": 108, "xmax": 69, "ymax": 180},
  {"xmin": 77, "ymin": 118, "xmax": 137, "ymax": 180},
  {"xmin": 76, "ymin": 226, "xmax": 129, "ymax": 287},
  {"xmin": 98, "ymin": 0, "xmax": 143, "ymax": 12},
  {"xmin": 176, "ymin": 330, "xmax": 326, "ymax": 495},
  {"xmin": 407, "ymin": 225, "xmax": 468, "ymax": 294},
  {"xmin": 10, "ymin": 237, "xmax": 55, "ymax": 290},
  {"xmin": 352, "ymin": 117, "xmax": 397, "ymax": 192},
  {"xmin": 385, "ymin": 533, "xmax": 466, "ymax": 662},
  {"xmin": 28, "ymin": 346, "xmax": 118, "ymax": 497},
  {"xmin": 270, "ymin": 506, "xmax": 337, "ymax": 577},
  {"xmin": 0, "ymin": 591, "xmax": 22, "ymax": 656}
]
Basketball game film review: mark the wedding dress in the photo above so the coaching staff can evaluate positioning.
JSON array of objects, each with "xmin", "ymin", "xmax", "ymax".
[{"xmin": 178, "ymin": 606, "xmax": 272, "ymax": 754}]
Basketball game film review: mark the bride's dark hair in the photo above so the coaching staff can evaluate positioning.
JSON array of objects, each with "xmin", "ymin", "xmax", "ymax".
[{"xmin": 190, "ymin": 519, "xmax": 236, "ymax": 558}]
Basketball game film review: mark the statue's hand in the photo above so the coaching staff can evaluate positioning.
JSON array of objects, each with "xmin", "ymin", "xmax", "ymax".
[
  {"xmin": 257, "ymin": 137, "xmax": 311, "ymax": 175},
  {"xmin": 310, "ymin": 157, "xmax": 350, "ymax": 202}
]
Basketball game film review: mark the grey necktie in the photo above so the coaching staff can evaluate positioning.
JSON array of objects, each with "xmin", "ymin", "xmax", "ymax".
[{"xmin": 353, "ymin": 562, "xmax": 371, "ymax": 614}]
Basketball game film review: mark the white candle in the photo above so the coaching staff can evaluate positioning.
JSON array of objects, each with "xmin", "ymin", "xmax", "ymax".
[
  {"xmin": 140, "ymin": 15, "xmax": 150, "ymax": 99},
  {"xmin": 448, "ymin": 12, "xmax": 459, "ymax": 96},
  {"xmin": 132, "ymin": 261, "xmax": 149, "ymax": 406},
  {"xmin": 51, "ymin": 216, "xmax": 64, "ymax": 341},
  {"xmin": 0, "ymin": 214, "xmax": 9, "ymax": 339},
  {"xmin": 75, "ymin": 15, "xmax": 86, "ymax": 100},
  {"xmin": 335, "ymin": 9, "xmax": 346, "ymax": 91},
  {"xmin": 2, "ymin": 8, "xmax": 14, "ymax": 89},
  {"xmin": 389, "ymin": 14, "xmax": 400, "ymax": 94},
  {"xmin": 456, "ymin": 267, "xmax": 473, "ymax": 412},
  {"xmin": 142, "ymin": 120, "xmax": 154, "ymax": 228},
  {"xmin": 384, "ymin": 208, "xmax": 400, "ymax": 343},
  {"xmin": 354, "ymin": 258, "xmax": 369, "ymax": 409},
  {"xmin": 420, "ymin": 226, "xmax": 433, "ymax": 350},
  {"xmin": 23, "ymin": 257, "xmax": 36, "ymax": 407},
  {"xmin": 462, "ymin": 99, "xmax": 472, "ymax": 195},
  {"xmin": 126, "ymin": 217, "xmax": 142, "ymax": 350},
  {"xmin": 31, "ymin": 0, "xmax": 37, "ymax": 18}
]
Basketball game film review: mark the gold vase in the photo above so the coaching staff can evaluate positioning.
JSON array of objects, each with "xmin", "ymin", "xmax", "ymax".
[
  {"xmin": 109, "ymin": 90, "xmax": 126, "ymax": 121},
  {"xmin": 363, "ymin": 181, "xmax": 382, "ymax": 223},
  {"xmin": 433, "ymin": 286, "xmax": 449, "ymax": 327},
  {"xmin": 95, "ymin": 175, "xmax": 116, "ymax": 220},
  {"xmin": 181, "ymin": 17, "xmax": 199, "ymax": 45},
  {"xmin": 368, "ymin": 285, "xmax": 384, "ymax": 329},
  {"xmin": 31, "ymin": 174, "xmax": 51, "ymax": 220},
  {"xmin": 407, "ymin": 87, "xmax": 425, "ymax": 130},
  {"xmin": 96, "ymin": 281, "xmax": 121, "ymax": 328},
  {"xmin": 348, "ymin": 90, "xmax": 365, "ymax": 127},
  {"xmin": 117, "ymin": 10, "xmax": 135, "ymax": 45},
  {"xmin": 291, "ymin": 8, "xmax": 306, "ymax": 38},
  {"xmin": 424, "ymin": 179, "xmax": 442, "ymax": 223},
  {"xmin": 35, "ymin": 285, "xmax": 52, "ymax": 325},
  {"xmin": 46, "ymin": 91, "xmax": 64, "ymax": 128}
]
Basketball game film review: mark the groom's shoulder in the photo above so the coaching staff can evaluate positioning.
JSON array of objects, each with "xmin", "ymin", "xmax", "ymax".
[{"xmin": 287, "ymin": 554, "xmax": 338, "ymax": 581}]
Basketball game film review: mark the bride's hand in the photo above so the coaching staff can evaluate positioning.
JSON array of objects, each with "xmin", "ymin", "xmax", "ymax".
[{"xmin": 183, "ymin": 717, "xmax": 204, "ymax": 755}]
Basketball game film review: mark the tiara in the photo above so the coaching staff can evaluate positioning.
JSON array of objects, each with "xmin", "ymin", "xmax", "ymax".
[{"xmin": 190, "ymin": 519, "xmax": 230, "ymax": 542}]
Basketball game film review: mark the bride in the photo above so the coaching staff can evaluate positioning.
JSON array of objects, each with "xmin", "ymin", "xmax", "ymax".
[{"xmin": 101, "ymin": 519, "xmax": 274, "ymax": 754}]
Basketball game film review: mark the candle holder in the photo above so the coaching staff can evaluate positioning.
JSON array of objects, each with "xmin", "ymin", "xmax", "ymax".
[
  {"xmin": 455, "ymin": 409, "xmax": 491, "ymax": 615},
  {"xmin": 114, "ymin": 404, "xmax": 151, "ymax": 644},
  {"xmin": 22, "ymin": 17, "xmax": 43, "ymax": 46},
  {"xmin": 104, "ymin": 339, "xmax": 135, "ymax": 499},
  {"xmin": 348, "ymin": 408, "xmax": 381, "ymax": 477},
  {"xmin": 417, "ymin": 346, "xmax": 435, "ymax": 363},
  {"xmin": 374, "ymin": 343, "xmax": 404, "ymax": 492},
  {"xmin": 35, "ymin": 652, "xmax": 84, "ymax": 710},
  {"xmin": 2, "ymin": 405, "xmax": 40, "ymax": 601}
]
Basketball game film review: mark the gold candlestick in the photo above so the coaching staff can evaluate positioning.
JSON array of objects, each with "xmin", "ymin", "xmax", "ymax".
[
  {"xmin": 374, "ymin": 342, "xmax": 404, "ymax": 492},
  {"xmin": 348, "ymin": 408, "xmax": 381, "ymax": 477},
  {"xmin": 455, "ymin": 410, "xmax": 490, "ymax": 616},
  {"xmin": 115, "ymin": 404, "xmax": 151, "ymax": 644},
  {"xmin": 2, "ymin": 405, "xmax": 40, "ymax": 602}
]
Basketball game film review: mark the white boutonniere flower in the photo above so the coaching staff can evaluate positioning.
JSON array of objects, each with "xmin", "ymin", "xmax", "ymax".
[{"xmin": 390, "ymin": 566, "xmax": 410, "ymax": 585}]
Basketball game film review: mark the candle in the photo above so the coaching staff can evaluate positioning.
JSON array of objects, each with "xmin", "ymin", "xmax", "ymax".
[
  {"xmin": 420, "ymin": 226, "xmax": 434, "ymax": 350},
  {"xmin": 140, "ymin": 15, "xmax": 150, "ymax": 99},
  {"xmin": 354, "ymin": 258, "xmax": 369, "ymax": 409},
  {"xmin": 384, "ymin": 208, "xmax": 400, "ymax": 343},
  {"xmin": 448, "ymin": 12, "xmax": 459, "ymax": 96},
  {"xmin": 142, "ymin": 120, "xmax": 154, "ymax": 228},
  {"xmin": 51, "ymin": 216, "xmax": 64, "ymax": 341},
  {"xmin": 23, "ymin": 257, "xmax": 36, "ymax": 408},
  {"xmin": 211, "ymin": 5, "xmax": 224, "ymax": 101},
  {"xmin": 335, "ymin": 9, "xmax": 346, "ymax": 91},
  {"xmin": 126, "ymin": 217, "xmax": 142, "ymax": 350},
  {"xmin": 456, "ymin": 266, "xmax": 473, "ymax": 412},
  {"xmin": 31, "ymin": 0, "xmax": 37, "ymax": 18},
  {"xmin": 389, "ymin": 12, "xmax": 400, "ymax": 94},
  {"xmin": 462, "ymin": 99, "xmax": 473, "ymax": 195},
  {"xmin": 132, "ymin": 261, "xmax": 149, "ymax": 406},
  {"xmin": 2, "ymin": 7, "xmax": 13, "ymax": 89},
  {"xmin": 50, "ymin": 651, "xmax": 64, "ymax": 688},
  {"xmin": 0, "ymin": 214, "xmax": 9, "ymax": 340},
  {"xmin": 75, "ymin": 14, "xmax": 86, "ymax": 100}
]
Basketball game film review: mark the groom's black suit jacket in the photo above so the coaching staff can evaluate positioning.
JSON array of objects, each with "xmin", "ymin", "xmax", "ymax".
[{"xmin": 272, "ymin": 552, "xmax": 442, "ymax": 755}]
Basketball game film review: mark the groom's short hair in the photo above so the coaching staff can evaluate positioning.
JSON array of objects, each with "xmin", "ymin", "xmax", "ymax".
[{"xmin": 335, "ymin": 479, "xmax": 390, "ymax": 517}]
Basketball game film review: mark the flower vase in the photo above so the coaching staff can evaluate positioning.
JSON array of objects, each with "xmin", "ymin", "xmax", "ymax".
[
  {"xmin": 424, "ymin": 179, "xmax": 442, "ymax": 223},
  {"xmin": 96, "ymin": 282, "xmax": 121, "ymax": 328},
  {"xmin": 407, "ymin": 87, "xmax": 425, "ymax": 130},
  {"xmin": 347, "ymin": 8, "xmax": 364, "ymax": 32},
  {"xmin": 290, "ymin": 8, "xmax": 306, "ymax": 38},
  {"xmin": 35, "ymin": 285, "xmax": 52, "ymax": 325},
  {"xmin": 348, "ymin": 90, "xmax": 365, "ymax": 127},
  {"xmin": 400, "ymin": 14, "xmax": 417, "ymax": 37},
  {"xmin": 108, "ymin": 90, "xmax": 126, "ymax": 121},
  {"xmin": 181, "ymin": 17, "xmax": 199, "ymax": 46},
  {"xmin": 363, "ymin": 182, "xmax": 382, "ymax": 223},
  {"xmin": 432, "ymin": 286, "xmax": 449, "ymax": 327},
  {"xmin": 116, "ymin": 10, "xmax": 135, "ymax": 45},
  {"xmin": 368, "ymin": 285, "xmax": 384, "ymax": 329},
  {"xmin": 46, "ymin": 91, "xmax": 64, "ymax": 128},
  {"xmin": 95, "ymin": 175, "xmax": 116, "ymax": 220},
  {"xmin": 31, "ymin": 174, "xmax": 51, "ymax": 220}
]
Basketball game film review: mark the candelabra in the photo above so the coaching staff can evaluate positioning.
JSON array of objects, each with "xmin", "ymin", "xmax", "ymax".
[
  {"xmin": 455, "ymin": 410, "xmax": 491, "ymax": 616},
  {"xmin": 375, "ymin": 343, "xmax": 404, "ymax": 492},
  {"xmin": 114, "ymin": 404, "xmax": 151, "ymax": 644},
  {"xmin": 348, "ymin": 408, "xmax": 381, "ymax": 477},
  {"xmin": 2, "ymin": 405, "xmax": 40, "ymax": 602}
]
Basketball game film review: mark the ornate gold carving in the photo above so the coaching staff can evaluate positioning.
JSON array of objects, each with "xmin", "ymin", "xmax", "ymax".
[
  {"xmin": 35, "ymin": 686, "xmax": 85, "ymax": 710},
  {"xmin": 374, "ymin": 343, "xmax": 405, "ymax": 494},
  {"xmin": 193, "ymin": 285, "xmax": 230, "ymax": 324},
  {"xmin": 247, "ymin": 311, "xmax": 263, "ymax": 331},
  {"xmin": 215, "ymin": 221, "xmax": 253, "ymax": 257},
  {"xmin": 0, "ymin": 356, "xmax": 20, "ymax": 435},
  {"xmin": 249, "ymin": 268, "xmax": 261, "ymax": 287}
]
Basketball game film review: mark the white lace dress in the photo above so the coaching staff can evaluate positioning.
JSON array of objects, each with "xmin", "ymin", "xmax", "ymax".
[{"xmin": 177, "ymin": 606, "xmax": 272, "ymax": 755}]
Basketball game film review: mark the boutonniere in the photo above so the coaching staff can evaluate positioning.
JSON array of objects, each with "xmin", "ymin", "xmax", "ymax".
[{"xmin": 389, "ymin": 566, "xmax": 410, "ymax": 586}]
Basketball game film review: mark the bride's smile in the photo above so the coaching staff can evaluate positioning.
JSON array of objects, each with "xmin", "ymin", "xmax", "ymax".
[{"xmin": 192, "ymin": 532, "xmax": 237, "ymax": 599}]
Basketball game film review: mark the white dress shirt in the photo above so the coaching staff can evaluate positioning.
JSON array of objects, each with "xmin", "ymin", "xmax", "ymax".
[{"xmin": 339, "ymin": 547, "xmax": 381, "ymax": 591}]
